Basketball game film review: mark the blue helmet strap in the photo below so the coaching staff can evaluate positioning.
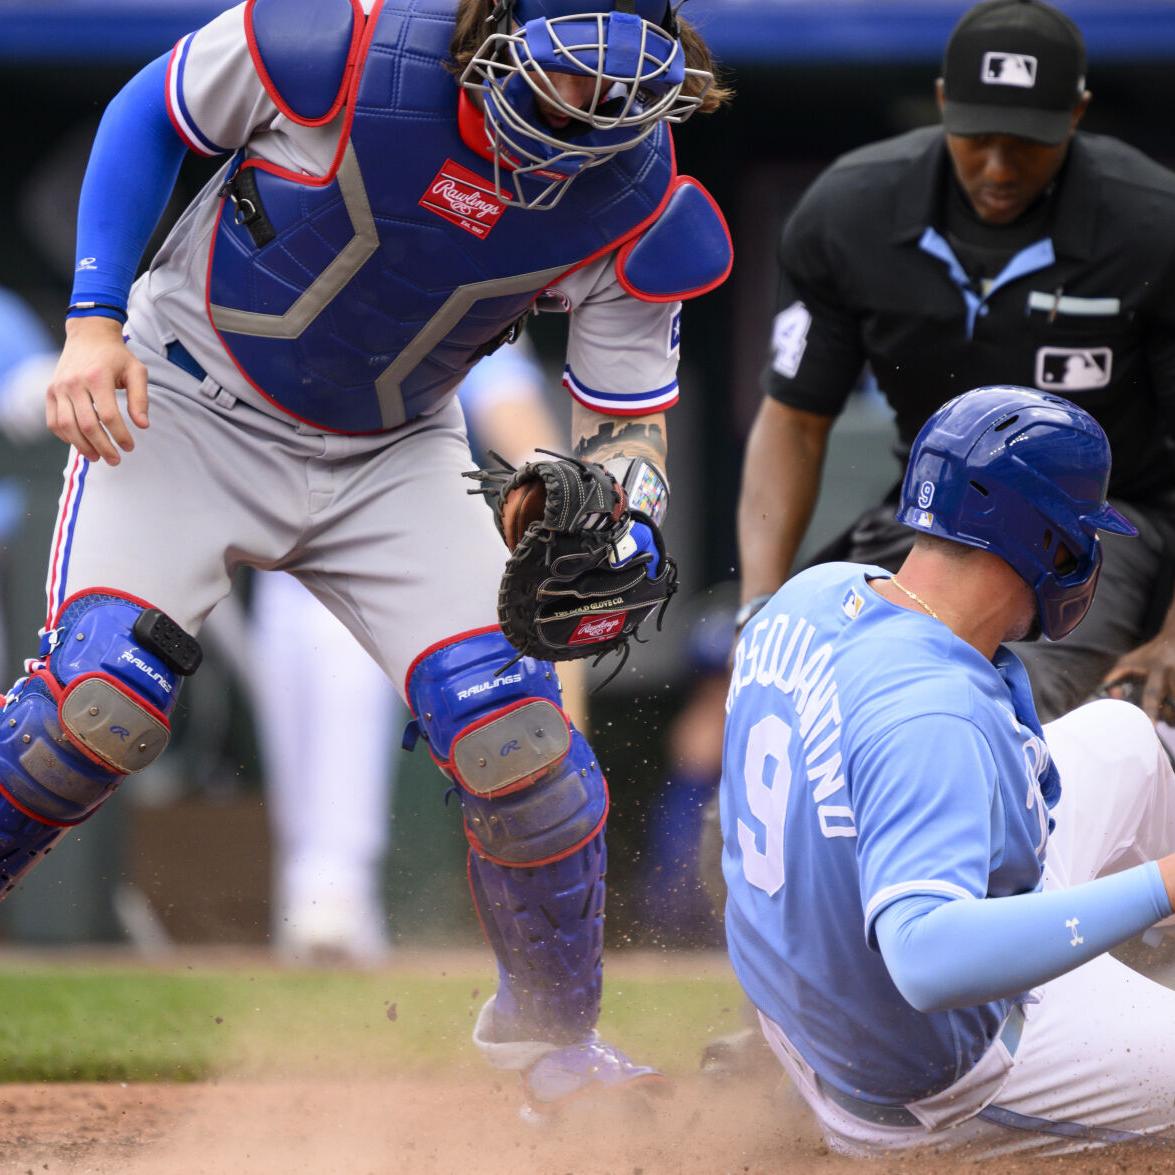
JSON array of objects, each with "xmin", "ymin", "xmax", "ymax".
[{"xmin": 508, "ymin": 0, "xmax": 676, "ymax": 35}]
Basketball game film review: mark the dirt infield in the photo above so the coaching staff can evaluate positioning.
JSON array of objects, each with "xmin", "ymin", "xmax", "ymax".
[
  {"xmin": 3, "ymin": 1072, "xmax": 1175, "ymax": 1173},
  {"xmin": 3, "ymin": 946, "xmax": 1175, "ymax": 1174}
]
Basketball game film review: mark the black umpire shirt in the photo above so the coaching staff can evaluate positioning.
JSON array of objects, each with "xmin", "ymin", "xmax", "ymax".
[{"xmin": 765, "ymin": 126, "xmax": 1175, "ymax": 503}]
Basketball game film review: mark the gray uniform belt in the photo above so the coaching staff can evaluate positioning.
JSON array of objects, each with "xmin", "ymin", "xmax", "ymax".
[{"xmin": 815, "ymin": 1004, "xmax": 1026, "ymax": 1128}]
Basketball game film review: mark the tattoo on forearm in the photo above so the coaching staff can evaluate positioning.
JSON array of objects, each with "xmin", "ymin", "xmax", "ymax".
[{"xmin": 574, "ymin": 421, "xmax": 666, "ymax": 464}]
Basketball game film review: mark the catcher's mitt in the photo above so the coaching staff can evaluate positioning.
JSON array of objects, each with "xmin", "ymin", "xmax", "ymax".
[{"xmin": 465, "ymin": 451, "xmax": 678, "ymax": 671}]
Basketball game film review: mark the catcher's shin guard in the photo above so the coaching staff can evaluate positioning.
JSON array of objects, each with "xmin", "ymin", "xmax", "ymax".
[
  {"xmin": 0, "ymin": 589, "xmax": 199, "ymax": 897},
  {"xmin": 406, "ymin": 628, "xmax": 609, "ymax": 1041}
]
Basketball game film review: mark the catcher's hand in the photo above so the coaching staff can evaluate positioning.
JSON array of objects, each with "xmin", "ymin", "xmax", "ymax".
[{"xmin": 465, "ymin": 451, "xmax": 677, "ymax": 669}]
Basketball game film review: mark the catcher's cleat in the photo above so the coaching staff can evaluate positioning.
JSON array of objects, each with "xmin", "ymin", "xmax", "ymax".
[{"xmin": 520, "ymin": 1033, "xmax": 668, "ymax": 1121}]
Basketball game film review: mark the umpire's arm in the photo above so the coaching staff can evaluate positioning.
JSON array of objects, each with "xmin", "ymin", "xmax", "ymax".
[{"xmin": 1101, "ymin": 298, "xmax": 1175, "ymax": 719}]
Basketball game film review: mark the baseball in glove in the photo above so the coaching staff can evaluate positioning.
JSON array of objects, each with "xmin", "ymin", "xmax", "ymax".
[{"xmin": 464, "ymin": 451, "xmax": 678, "ymax": 675}]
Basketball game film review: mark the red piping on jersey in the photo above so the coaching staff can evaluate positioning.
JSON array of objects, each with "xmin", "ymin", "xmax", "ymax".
[
  {"xmin": 163, "ymin": 39, "xmax": 203, "ymax": 156},
  {"xmin": 561, "ymin": 376, "xmax": 678, "ymax": 416},
  {"xmin": 614, "ymin": 176, "xmax": 733, "ymax": 303},
  {"xmin": 244, "ymin": 0, "xmax": 366, "ymax": 129},
  {"xmin": 45, "ymin": 450, "xmax": 86, "ymax": 629},
  {"xmin": 403, "ymin": 624, "xmax": 503, "ymax": 701}
]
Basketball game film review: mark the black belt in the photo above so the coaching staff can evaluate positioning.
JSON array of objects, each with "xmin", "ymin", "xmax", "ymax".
[
  {"xmin": 166, "ymin": 339, "xmax": 207, "ymax": 383},
  {"xmin": 815, "ymin": 1005, "xmax": 1026, "ymax": 1128}
]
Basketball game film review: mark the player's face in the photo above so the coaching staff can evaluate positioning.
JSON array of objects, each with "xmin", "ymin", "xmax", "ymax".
[
  {"xmin": 935, "ymin": 80, "xmax": 1090, "ymax": 225},
  {"xmin": 534, "ymin": 71, "xmax": 601, "ymax": 129},
  {"xmin": 945, "ymin": 132, "xmax": 1071, "ymax": 224}
]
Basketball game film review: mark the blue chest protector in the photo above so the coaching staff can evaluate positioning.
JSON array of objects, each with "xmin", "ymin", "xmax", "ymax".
[{"xmin": 207, "ymin": 0, "xmax": 675, "ymax": 433}]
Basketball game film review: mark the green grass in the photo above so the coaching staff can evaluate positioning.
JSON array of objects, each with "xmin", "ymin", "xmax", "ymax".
[{"xmin": 0, "ymin": 960, "xmax": 744, "ymax": 1083}]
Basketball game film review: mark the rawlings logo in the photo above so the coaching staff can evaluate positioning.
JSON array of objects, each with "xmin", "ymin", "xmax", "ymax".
[
  {"xmin": 119, "ymin": 650, "xmax": 172, "ymax": 694},
  {"xmin": 456, "ymin": 673, "xmax": 522, "ymax": 701},
  {"xmin": 569, "ymin": 613, "xmax": 627, "ymax": 645},
  {"xmin": 419, "ymin": 160, "xmax": 509, "ymax": 239}
]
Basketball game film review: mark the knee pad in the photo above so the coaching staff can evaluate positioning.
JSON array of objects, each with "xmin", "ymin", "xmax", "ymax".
[
  {"xmin": 0, "ymin": 589, "xmax": 200, "ymax": 827},
  {"xmin": 406, "ymin": 628, "xmax": 608, "ymax": 865}
]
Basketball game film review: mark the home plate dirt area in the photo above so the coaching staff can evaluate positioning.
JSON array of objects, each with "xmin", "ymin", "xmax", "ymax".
[{"xmin": 2, "ymin": 943, "xmax": 1174, "ymax": 1174}]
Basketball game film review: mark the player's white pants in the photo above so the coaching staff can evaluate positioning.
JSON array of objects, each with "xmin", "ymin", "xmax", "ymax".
[
  {"xmin": 763, "ymin": 699, "xmax": 1175, "ymax": 1157},
  {"xmin": 251, "ymin": 572, "xmax": 401, "ymax": 960}
]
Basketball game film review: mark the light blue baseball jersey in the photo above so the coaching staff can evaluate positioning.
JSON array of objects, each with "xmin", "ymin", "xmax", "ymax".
[{"xmin": 721, "ymin": 562, "xmax": 1058, "ymax": 1103}]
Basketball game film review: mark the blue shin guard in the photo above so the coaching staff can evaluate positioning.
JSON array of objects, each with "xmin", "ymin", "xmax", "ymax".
[
  {"xmin": 407, "ymin": 630, "xmax": 610, "ymax": 1044},
  {"xmin": 0, "ymin": 590, "xmax": 197, "ymax": 896},
  {"xmin": 470, "ymin": 824, "xmax": 606, "ymax": 1044}
]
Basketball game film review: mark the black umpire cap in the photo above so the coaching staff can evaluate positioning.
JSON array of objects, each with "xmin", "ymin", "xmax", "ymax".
[{"xmin": 941, "ymin": 0, "xmax": 1087, "ymax": 146}]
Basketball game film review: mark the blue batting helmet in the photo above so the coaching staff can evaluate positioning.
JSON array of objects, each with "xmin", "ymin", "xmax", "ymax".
[
  {"xmin": 896, "ymin": 386, "xmax": 1137, "ymax": 641},
  {"xmin": 460, "ymin": 0, "xmax": 709, "ymax": 209}
]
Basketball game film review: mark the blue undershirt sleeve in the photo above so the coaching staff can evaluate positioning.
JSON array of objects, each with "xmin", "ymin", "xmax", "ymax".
[
  {"xmin": 875, "ymin": 861, "xmax": 1172, "ymax": 1013},
  {"xmin": 68, "ymin": 53, "xmax": 190, "ymax": 323}
]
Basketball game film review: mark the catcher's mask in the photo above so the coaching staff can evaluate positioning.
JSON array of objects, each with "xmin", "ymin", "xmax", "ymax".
[
  {"xmin": 460, "ymin": 0, "xmax": 710, "ymax": 209},
  {"xmin": 895, "ymin": 385, "xmax": 1137, "ymax": 642}
]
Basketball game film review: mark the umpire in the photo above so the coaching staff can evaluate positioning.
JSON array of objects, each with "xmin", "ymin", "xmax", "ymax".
[{"xmin": 737, "ymin": 0, "xmax": 1175, "ymax": 723}]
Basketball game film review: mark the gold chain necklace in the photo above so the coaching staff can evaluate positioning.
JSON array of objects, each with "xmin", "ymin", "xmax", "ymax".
[{"xmin": 889, "ymin": 578, "xmax": 941, "ymax": 622}]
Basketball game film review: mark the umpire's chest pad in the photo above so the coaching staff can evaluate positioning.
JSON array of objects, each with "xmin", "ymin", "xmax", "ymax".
[{"xmin": 206, "ymin": 0, "xmax": 675, "ymax": 434}]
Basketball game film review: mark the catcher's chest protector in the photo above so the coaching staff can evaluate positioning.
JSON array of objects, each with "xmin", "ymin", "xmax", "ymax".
[{"xmin": 206, "ymin": 0, "xmax": 675, "ymax": 433}]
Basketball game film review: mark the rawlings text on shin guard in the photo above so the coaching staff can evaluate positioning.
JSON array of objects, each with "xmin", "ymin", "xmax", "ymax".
[
  {"xmin": 407, "ymin": 628, "xmax": 570, "ymax": 791},
  {"xmin": 0, "ymin": 589, "xmax": 198, "ymax": 896},
  {"xmin": 405, "ymin": 628, "xmax": 610, "ymax": 1041}
]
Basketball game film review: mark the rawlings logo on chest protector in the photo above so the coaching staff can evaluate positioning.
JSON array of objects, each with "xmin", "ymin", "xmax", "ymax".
[{"xmin": 419, "ymin": 159, "xmax": 509, "ymax": 238}]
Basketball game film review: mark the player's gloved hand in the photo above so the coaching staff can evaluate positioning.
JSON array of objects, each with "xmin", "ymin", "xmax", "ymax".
[
  {"xmin": 1101, "ymin": 633, "xmax": 1175, "ymax": 724},
  {"xmin": 47, "ymin": 316, "xmax": 149, "ymax": 466},
  {"xmin": 465, "ymin": 451, "xmax": 677, "ymax": 667},
  {"xmin": 609, "ymin": 517, "xmax": 661, "ymax": 579}
]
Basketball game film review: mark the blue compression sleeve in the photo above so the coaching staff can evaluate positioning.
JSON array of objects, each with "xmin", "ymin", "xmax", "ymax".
[
  {"xmin": 875, "ymin": 862, "xmax": 1171, "ymax": 1013},
  {"xmin": 69, "ymin": 53, "xmax": 190, "ymax": 322}
]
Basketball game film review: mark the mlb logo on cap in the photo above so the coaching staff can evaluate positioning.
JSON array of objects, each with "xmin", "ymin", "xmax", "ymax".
[
  {"xmin": 981, "ymin": 51, "xmax": 1037, "ymax": 88},
  {"xmin": 941, "ymin": 0, "xmax": 1087, "ymax": 146}
]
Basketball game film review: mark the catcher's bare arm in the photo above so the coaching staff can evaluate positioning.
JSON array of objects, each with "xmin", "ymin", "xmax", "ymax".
[{"xmin": 572, "ymin": 408, "xmax": 666, "ymax": 473}]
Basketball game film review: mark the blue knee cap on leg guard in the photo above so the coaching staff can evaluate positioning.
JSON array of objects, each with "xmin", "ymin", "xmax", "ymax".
[
  {"xmin": 407, "ymin": 629, "xmax": 610, "ymax": 1042},
  {"xmin": 0, "ymin": 589, "xmax": 198, "ymax": 895},
  {"xmin": 407, "ymin": 628, "xmax": 608, "ymax": 861}
]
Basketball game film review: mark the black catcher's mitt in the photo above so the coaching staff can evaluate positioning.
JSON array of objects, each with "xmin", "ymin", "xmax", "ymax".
[{"xmin": 465, "ymin": 451, "xmax": 678, "ymax": 671}]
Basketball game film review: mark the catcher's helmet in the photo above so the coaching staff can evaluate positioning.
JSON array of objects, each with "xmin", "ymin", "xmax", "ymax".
[
  {"xmin": 896, "ymin": 386, "xmax": 1137, "ymax": 641},
  {"xmin": 460, "ymin": 0, "xmax": 710, "ymax": 209}
]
